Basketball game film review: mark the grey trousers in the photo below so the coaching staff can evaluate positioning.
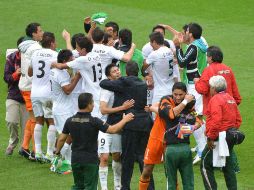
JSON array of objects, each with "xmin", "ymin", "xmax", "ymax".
[{"xmin": 6, "ymin": 99, "xmax": 28, "ymax": 149}]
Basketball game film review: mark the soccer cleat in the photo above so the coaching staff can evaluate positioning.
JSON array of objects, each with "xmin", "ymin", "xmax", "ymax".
[
  {"xmin": 5, "ymin": 145, "xmax": 14, "ymax": 156},
  {"xmin": 35, "ymin": 153, "xmax": 45, "ymax": 163},
  {"xmin": 44, "ymin": 154, "xmax": 54, "ymax": 163},
  {"xmin": 19, "ymin": 148, "xmax": 30, "ymax": 159},
  {"xmin": 28, "ymin": 151, "xmax": 36, "ymax": 161},
  {"xmin": 193, "ymin": 154, "xmax": 201, "ymax": 165}
]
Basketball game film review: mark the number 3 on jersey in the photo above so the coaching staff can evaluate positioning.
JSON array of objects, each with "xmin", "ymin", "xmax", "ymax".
[
  {"xmin": 92, "ymin": 63, "xmax": 102, "ymax": 82},
  {"xmin": 37, "ymin": 60, "xmax": 46, "ymax": 78}
]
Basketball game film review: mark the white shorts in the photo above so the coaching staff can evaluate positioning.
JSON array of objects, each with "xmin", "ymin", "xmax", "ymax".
[
  {"xmin": 91, "ymin": 100, "xmax": 101, "ymax": 118},
  {"xmin": 98, "ymin": 131, "xmax": 122, "ymax": 154},
  {"xmin": 54, "ymin": 113, "xmax": 73, "ymax": 134},
  {"xmin": 187, "ymin": 84, "xmax": 203, "ymax": 115},
  {"xmin": 31, "ymin": 97, "xmax": 53, "ymax": 118}
]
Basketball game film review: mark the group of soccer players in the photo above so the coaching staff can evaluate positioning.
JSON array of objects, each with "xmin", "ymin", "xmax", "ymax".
[{"xmin": 5, "ymin": 17, "xmax": 238, "ymax": 190}]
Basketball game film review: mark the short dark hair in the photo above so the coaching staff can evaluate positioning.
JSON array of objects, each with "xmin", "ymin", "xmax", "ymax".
[
  {"xmin": 76, "ymin": 36, "xmax": 93, "ymax": 53},
  {"xmin": 105, "ymin": 63, "xmax": 117, "ymax": 77},
  {"xmin": 119, "ymin": 28, "xmax": 132, "ymax": 47},
  {"xmin": 182, "ymin": 24, "xmax": 189, "ymax": 33},
  {"xmin": 78, "ymin": 93, "xmax": 93, "ymax": 109},
  {"xmin": 41, "ymin": 32, "xmax": 55, "ymax": 48},
  {"xmin": 188, "ymin": 23, "xmax": 202, "ymax": 39},
  {"xmin": 57, "ymin": 49, "xmax": 73, "ymax": 63},
  {"xmin": 172, "ymin": 82, "xmax": 187, "ymax": 93},
  {"xmin": 71, "ymin": 33, "xmax": 85, "ymax": 49},
  {"xmin": 25, "ymin": 23, "xmax": 41, "ymax": 38},
  {"xmin": 17, "ymin": 36, "xmax": 25, "ymax": 47},
  {"xmin": 149, "ymin": 32, "xmax": 164, "ymax": 45},
  {"xmin": 92, "ymin": 27, "xmax": 105, "ymax": 43},
  {"xmin": 164, "ymin": 40, "xmax": 170, "ymax": 48},
  {"xmin": 105, "ymin": 21, "xmax": 119, "ymax": 35},
  {"xmin": 102, "ymin": 33, "xmax": 112, "ymax": 45},
  {"xmin": 152, "ymin": 25, "xmax": 165, "ymax": 35},
  {"xmin": 207, "ymin": 46, "xmax": 223, "ymax": 63},
  {"xmin": 126, "ymin": 61, "xmax": 139, "ymax": 76}
]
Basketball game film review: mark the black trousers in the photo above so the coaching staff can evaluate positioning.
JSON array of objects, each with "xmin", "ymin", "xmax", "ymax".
[{"xmin": 121, "ymin": 130, "xmax": 155, "ymax": 190}]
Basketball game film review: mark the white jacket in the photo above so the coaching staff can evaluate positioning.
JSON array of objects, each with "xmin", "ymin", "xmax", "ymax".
[{"xmin": 18, "ymin": 40, "xmax": 41, "ymax": 91}]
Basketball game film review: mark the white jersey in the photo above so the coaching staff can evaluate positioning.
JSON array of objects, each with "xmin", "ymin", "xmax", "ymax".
[
  {"xmin": 18, "ymin": 40, "xmax": 42, "ymax": 91},
  {"xmin": 67, "ymin": 52, "xmax": 103, "ymax": 101},
  {"xmin": 146, "ymin": 46, "xmax": 176, "ymax": 103},
  {"xmin": 100, "ymin": 88, "xmax": 114, "ymax": 122},
  {"xmin": 67, "ymin": 52, "xmax": 102, "ymax": 117},
  {"xmin": 50, "ymin": 68, "xmax": 74, "ymax": 115},
  {"xmin": 30, "ymin": 48, "xmax": 58, "ymax": 98},
  {"xmin": 92, "ymin": 44, "xmax": 124, "ymax": 79},
  {"xmin": 71, "ymin": 50, "xmax": 84, "ymax": 94},
  {"xmin": 142, "ymin": 39, "xmax": 175, "ymax": 59}
]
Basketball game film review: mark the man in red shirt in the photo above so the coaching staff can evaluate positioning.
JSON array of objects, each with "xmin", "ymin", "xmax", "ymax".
[
  {"xmin": 194, "ymin": 46, "xmax": 241, "ymax": 115},
  {"xmin": 200, "ymin": 75, "xmax": 242, "ymax": 190},
  {"xmin": 195, "ymin": 45, "xmax": 242, "ymax": 173}
]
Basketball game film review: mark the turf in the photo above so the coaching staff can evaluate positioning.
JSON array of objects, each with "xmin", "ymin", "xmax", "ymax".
[{"xmin": 0, "ymin": 0, "xmax": 253, "ymax": 189}]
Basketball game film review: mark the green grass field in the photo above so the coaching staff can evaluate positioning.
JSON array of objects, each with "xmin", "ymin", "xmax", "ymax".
[{"xmin": 0, "ymin": 0, "xmax": 254, "ymax": 189}]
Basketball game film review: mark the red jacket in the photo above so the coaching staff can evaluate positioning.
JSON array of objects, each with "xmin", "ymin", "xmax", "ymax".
[
  {"xmin": 205, "ymin": 92, "xmax": 242, "ymax": 140},
  {"xmin": 195, "ymin": 62, "xmax": 241, "ymax": 115}
]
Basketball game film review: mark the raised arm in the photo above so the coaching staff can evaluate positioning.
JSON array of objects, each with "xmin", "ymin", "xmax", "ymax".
[
  {"xmin": 62, "ymin": 29, "xmax": 73, "ymax": 50},
  {"xmin": 121, "ymin": 43, "xmax": 136, "ymax": 62},
  {"xmin": 159, "ymin": 24, "xmax": 179, "ymax": 36}
]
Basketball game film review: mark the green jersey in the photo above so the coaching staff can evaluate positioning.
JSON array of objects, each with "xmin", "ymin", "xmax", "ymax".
[{"xmin": 118, "ymin": 49, "xmax": 144, "ymax": 79}]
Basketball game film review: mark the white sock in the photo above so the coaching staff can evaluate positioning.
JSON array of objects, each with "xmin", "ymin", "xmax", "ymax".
[
  {"xmin": 112, "ymin": 160, "xmax": 122, "ymax": 189},
  {"xmin": 60, "ymin": 143, "xmax": 70, "ymax": 159},
  {"xmin": 99, "ymin": 166, "xmax": 108, "ymax": 190},
  {"xmin": 47, "ymin": 125, "xmax": 56, "ymax": 156},
  {"xmin": 65, "ymin": 144, "xmax": 72, "ymax": 163},
  {"xmin": 34, "ymin": 124, "xmax": 43, "ymax": 154}
]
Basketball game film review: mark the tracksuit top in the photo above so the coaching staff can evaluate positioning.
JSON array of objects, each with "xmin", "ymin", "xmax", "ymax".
[
  {"xmin": 205, "ymin": 92, "xmax": 242, "ymax": 140},
  {"xmin": 195, "ymin": 62, "xmax": 242, "ymax": 115}
]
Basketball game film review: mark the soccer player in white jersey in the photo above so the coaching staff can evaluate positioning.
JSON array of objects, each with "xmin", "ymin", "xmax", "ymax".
[
  {"xmin": 142, "ymin": 25, "xmax": 180, "ymax": 106},
  {"xmin": 18, "ymin": 23, "xmax": 43, "ymax": 158},
  {"xmin": 62, "ymin": 30, "xmax": 86, "ymax": 112},
  {"xmin": 91, "ymin": 27, "xmax": 135, "ymax": 79},
  {"xmin": 28, "ymin": 32, "xmax": 57, "ymax": 161},
  {"xmin": 142, "ymin": 32, "xmax": 179, "ymax": 104},
  {"xmin": 50, "ymin": 49, "xmax": 81, "ymax": 164},
  {"xmin": 52, "ymin": 36, "xmax": 127, "ymax": 118},
  {"xmin": 98, "ymin": 63, "xmax": 134, "ymax": 190}
]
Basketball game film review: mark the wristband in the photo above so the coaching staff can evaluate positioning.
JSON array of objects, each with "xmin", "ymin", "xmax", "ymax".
[{"xmin": 182, "ymin": 99, "xmax": 188, "ymax": 106}]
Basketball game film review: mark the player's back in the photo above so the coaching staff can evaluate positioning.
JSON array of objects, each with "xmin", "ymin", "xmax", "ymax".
[
  {"xmin": 149, "ymin": 46, "xmax": 174, "ymax": 88},
  {"xmin": 92, "ymin": 44, "xmax": 124, "ymax": 79},
  {"xmin": 68, "ymin": 52, "xmax": 102, "ymax": 101},
  {"xmin": 31, "ymin": 48, "xmax": 57, "ymax": 98},
  {"xmin": 142, "ymin": 38, "xmax": 175, "ymax": 59}
]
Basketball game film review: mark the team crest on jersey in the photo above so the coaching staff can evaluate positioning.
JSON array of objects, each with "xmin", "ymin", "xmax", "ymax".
[
  {"xmin": 227, "ymin": 100, "xmax": 235, "ymax": 104},
  {"xmin": 218, "ymin": 70, "xmax": 230, "ymax": 74}
]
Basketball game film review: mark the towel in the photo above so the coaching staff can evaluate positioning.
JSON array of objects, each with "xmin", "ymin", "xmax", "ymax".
[{"xmin": 213, "ymin": 131, "xmax": 229, "ymax": 167}]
